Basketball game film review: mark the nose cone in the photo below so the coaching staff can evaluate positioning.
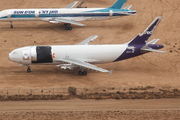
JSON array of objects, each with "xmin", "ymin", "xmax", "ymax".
[
  {"xmin": 9, "ymin": 49, "xmax": 22, "ymax": 63},
  {"xmin": 9, "ymin": 50, "xmax": 17, "ymax": 62}
]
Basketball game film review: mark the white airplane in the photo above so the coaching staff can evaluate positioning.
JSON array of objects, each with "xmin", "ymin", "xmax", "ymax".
[
  {"xmin": 9, "ymin": 17, "xmax": 165, "ymax": 76},
  {"xmin": 0, "ymin": 0, "xmax": 136, "ymax": 30}
]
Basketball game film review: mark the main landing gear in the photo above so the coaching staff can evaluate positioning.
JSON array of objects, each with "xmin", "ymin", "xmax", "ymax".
[
  {"xmin": 10, "ymin": 21, "xmax": 13, "ymax": 28},
  {"xmin": 78, "ymin": 70, "xmax": 87, "ymax": 76},
  {"xmin": 64, "ymin": 23, "xmax": 72, "ymax": 30},
  {"xmin": 27, "ymin": 66, "xmax": 31, "ymax": 73},
  {"xmin": 78, "ymin": 67, "xmax": 87, "ymax": 76}
]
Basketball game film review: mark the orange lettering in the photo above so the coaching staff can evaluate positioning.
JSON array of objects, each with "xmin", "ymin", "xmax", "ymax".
[{"xmin": 53, "ymin": 53, "xmax": 55, "ymax": 58}]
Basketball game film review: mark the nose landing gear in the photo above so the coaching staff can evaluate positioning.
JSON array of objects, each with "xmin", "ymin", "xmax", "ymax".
[
  {"xmin": 10, "ymin": 21, "xmax": 13, "ymax": 28},
  {"xmin": 27, "ymin": 66, "xmax": 31, "ymax": 73}
]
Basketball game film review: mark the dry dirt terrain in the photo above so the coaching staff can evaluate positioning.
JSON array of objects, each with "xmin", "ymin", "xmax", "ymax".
[
  {"xmin": 0, "ymin": 99, "xmax": 180, "ymax": 120},
  {"xmin": 0, "ymin": 0, "xmax": 180, "ymax": 89},
  {"xmin": 0, "ymin": 0, "xmax": 180, "ymax": 119}
]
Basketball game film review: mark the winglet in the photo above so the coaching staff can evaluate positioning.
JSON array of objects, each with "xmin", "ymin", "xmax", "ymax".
[
  {"xmin": 109, "ymin": 69, "xmax": 113, "ymax": 74},
  {"xmin": 65, "ymin": 1, "xmax": 79, "ymax": 9}
]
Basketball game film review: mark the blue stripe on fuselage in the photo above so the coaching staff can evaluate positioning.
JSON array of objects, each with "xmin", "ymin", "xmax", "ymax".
[
  {"xmin": 11, "ymin": 14, "xmax": 35, "ymax": 18},
  {"xmin": 0, "ymin": 16, "xmax": 7, "ymax": 19}
]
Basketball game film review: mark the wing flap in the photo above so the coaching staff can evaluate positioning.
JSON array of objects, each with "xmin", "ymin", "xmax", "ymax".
[
  {"xmin": 78, "ymin": 35, "xmax": 98, "ymax": 45},
  {"xmin": 51, "ymin": 18, "xmax": 86, "ymax": 26},
  {"xmin": 59, "ymin": 58, "xmax": 113, "ymax": 74}
]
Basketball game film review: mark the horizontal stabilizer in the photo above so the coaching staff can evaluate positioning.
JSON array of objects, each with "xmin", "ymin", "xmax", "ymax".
[
  {"xmin": 123, "ymin": 5, "xmax": 132, "ymax": 9},
  {"xmin": 147, "ymin": 39, "xmax": 160, "ymax": 44},
  {"xmin": 141, "ymin": 48, "xmax": 166, "ymax": 53},
  {"xmin": 65, "ymin": 1, "xmax": 79, "ymax": 9},
  {"xmin": 78, "ymin": 35, "xmax": 98, "ymax": 45}
]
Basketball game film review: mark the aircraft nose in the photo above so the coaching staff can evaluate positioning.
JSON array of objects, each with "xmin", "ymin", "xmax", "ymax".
[
  {"xmin": 9, "ymin": 50, "xmax": 19, "ymax": 62},
  {"xmin": 9, "ymin": 51, "xmax": 14, "ymax": 61}
]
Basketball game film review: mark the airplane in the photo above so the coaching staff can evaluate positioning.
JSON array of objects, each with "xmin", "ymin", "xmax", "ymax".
[
  {"xmin": 9, "ymin": 17, "xmax": 165, "ymax": 76},
  {"xmin": 0, "ymin": 0, "xmax": 136, "ymax": 30}
]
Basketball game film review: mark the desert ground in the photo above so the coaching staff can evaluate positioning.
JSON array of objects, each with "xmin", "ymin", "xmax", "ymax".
[
  {"xmin": 0, "ymin": 0, "xmax": 180, "ymax": 119},
  {"xmin": 0, "ymin": 99, "xmax": 180, "ymax": 120},
  {"xmin": 0, "ymin": 0, "xmax": 180, "ymax": 89}
]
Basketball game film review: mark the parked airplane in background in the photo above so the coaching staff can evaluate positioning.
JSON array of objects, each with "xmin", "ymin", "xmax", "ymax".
[
  {"xmin": 9, "ymin": 17, "xmax": 165, "ymax": 76},
  {"xmin": 0, "ymin": 0, "xmax": 136, "ymax": 30}
]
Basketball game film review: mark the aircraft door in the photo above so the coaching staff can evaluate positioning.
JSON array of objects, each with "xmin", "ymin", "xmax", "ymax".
[
  {"xmin": 23, "ymin": 50, "xmax": 31, "ymax": 64},
  {"xmin": 109, "ymin": 10, "xmax": 113, "ymax": 17},
  {"xmin": 35, "ymin": 11, "xmax": 39, "ymax": 18},
  {"xmin": 7, "ymin": 11, "xmax": 11, "ymax": 18}
]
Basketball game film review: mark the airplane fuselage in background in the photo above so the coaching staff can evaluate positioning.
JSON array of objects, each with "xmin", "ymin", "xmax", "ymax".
[{"xmin": 0, "ymin": 8, "xmax": 136, "ymax": 22}]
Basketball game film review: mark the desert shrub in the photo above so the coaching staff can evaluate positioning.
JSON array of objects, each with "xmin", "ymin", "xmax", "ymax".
[{"xmin": 68, "ymin": 87, "xmax": 77, "ymax": 95}]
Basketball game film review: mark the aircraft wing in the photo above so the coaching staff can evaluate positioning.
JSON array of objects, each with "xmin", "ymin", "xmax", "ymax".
[
  {"xmin": 50, "ymin": 18, "xmax": 86, "ymax": 26},
  {"xmin": 58, "ymin": 58, "xmax": 113, "ymax": 74},
  {"xmin": 65, "ymin": 1, "xmax": 79, "ymax": 9},
  {"xmin": 78, "ymin": 35, "xmax": 98, "ymax": 45}
]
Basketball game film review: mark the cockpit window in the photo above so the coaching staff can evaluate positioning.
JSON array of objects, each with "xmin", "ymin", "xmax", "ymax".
[{"xmin": 12, "ymin": 51, "xmax": 17, "ymax": 55}]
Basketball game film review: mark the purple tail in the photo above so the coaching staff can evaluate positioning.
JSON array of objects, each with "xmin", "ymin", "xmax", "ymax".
[
  {"xmin": 114, "ymin": 17, "xmax": 163, "ymax": 62},
  {"xmin": 127, "ymin": 16, "xmax": 162, "ymax": 46}
]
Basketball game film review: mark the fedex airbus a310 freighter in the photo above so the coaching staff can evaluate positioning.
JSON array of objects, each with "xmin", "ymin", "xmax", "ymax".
[
  {"xmin": 0, "ymin": 0, "xmax": 136, "ymax": 30},
  {"xmin": 9, "ymin": 17, "xmax": 165, "ymax": 76}
]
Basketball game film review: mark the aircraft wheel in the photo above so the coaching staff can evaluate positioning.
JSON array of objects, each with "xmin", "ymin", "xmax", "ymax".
[
  {"xmin": 65, "ymin": 27, "xmax": 69, "ymax": 30},
  {"xmin": 10, "ymin": 25, "xmax": 13, "ymax": 29},
  {"xmin": 68, "ymin": 27, "xmax": 72, "ymax": 30},
  {"xmin": 83, "ymin": 71, "xmax": 87, "ymax": 76},
  {"xmin": 78, "ymin": 71, "xmax": 83, "ymax": 76},
  {"xmin": 27, "ymin": 68, "xmax": 31, "ymax": 73},
  {"xmin": 27, "ymin": 66, "xmax": 31, "ymax": 73}
]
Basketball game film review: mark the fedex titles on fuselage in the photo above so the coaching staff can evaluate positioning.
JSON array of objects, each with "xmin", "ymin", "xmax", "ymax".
[{"xmin": 13, "ymin": 10, "xmax": 58, "ymax": 14}]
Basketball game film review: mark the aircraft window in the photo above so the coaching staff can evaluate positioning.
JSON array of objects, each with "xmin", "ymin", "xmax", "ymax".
[{"xmin": 12, "ymin": 52, "xmax": 17, "ymax": 55}]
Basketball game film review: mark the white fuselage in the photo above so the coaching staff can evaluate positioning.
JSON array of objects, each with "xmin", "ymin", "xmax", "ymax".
[
  {"xmin": 0, "ymin": 8, "xmax": 114, "ymax": 22},
  {"xmin": 9, "ymin": 44, "xmax": 128, "ymax": 65},
  {"xmin": 0, "ymin": 8, "xmax": 135, "ymax": 22}
]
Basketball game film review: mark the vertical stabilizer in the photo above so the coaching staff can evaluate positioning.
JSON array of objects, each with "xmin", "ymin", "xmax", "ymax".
[
  {"xmin": 110, "ymin": 0, "xmax": 127, "ymax": 9},
  {"xmin": 127, "ymin": 17, "xmax": 162, "ymax": 46}
]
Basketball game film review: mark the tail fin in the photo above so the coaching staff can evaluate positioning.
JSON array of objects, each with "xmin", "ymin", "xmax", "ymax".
[
  {"xmin": 110, "ymin": 0, "xmax": 127, "ymax": 9},
  {"xmin": 127, "ymin": 17, "xmax": 162, "ymax": 46}
]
